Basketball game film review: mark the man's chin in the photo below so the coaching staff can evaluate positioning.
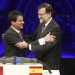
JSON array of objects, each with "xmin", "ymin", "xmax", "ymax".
[
  {"xmin": 20, "ymin": 27, "xmax": 23, "ymax": 29},
  {"xmin": 40, "ymin": 20, "xmax": 45, "ymax": 24},
  {"xmin": 39, "ymin": 20, "xmax": 42, "ymax": 23},
  {"xmin": 40, "ymin": 22, "xmax": 45, "ymax": 25}
]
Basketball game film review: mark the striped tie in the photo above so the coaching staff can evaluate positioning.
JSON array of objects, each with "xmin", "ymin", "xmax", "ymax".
[
  {"xmin": 18, "ymin": 31, "xmax": 23, "ymax": 40},
  {"xmin": 41, "ymin": 25, "xmax": 45, "ymax": 33}
]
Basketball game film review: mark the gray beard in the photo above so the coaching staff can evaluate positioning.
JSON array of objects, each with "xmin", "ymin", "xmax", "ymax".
[{"xmin": 40, "ymin": 21, "xmax": 46, "ymax": 25}]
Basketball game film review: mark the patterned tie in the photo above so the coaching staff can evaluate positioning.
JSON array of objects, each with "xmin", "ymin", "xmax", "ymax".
[
  {"xmin": 18, "ymin": 31, "xmax": 23, "ymax": 40},
  {"xmin": 41, "ymin": 25, "xmax": 45, "ymax": 33}
]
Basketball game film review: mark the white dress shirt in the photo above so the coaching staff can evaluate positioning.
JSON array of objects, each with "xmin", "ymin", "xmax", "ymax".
[{"xmin": 11, "ymin": 26, "xmax": 20, "ymax": 33}]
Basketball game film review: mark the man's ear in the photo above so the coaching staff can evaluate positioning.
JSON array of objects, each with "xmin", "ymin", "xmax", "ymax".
[
  {"xmin": 11, "ymin": 21, "xmax": 15, "ymax": 25},
  {"xmin": 48, "ymin": 12, "xmax": 51, "ymax": 18}
]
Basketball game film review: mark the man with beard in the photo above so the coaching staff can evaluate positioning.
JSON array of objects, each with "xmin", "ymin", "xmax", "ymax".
[{"xmin": 16, "ymin": 3, "xmax": 61, "ymax": 70}]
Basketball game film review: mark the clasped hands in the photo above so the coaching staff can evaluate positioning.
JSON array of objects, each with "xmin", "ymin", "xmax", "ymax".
[{"xmin": 15, "ymin": 32, "xmax": 56, "ymax": 49}]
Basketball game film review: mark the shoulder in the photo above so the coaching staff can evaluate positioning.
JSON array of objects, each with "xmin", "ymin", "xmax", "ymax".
[
  {"xmin": 52, "ymin": 19, "xmax": 61, "ymax": 29},
  {"xmin": 5, "ymin": 27, "xmax": 16, "ymax": 36}
]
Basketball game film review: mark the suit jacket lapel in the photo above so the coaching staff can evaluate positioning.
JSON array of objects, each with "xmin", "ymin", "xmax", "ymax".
[
  {"xmin": 9, "ymin": 27, "xmax": 23, "ymax": 39},
  {"xmin": 37, "ymin": 23, "xmax": 42, "ymax": 39},
  {"xmin": 38, "ymin": 19, "xmax": 54, "ymax": 38}
]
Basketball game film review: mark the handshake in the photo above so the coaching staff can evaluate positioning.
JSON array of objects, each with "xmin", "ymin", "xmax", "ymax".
[{"xmin": 15, "ymin": 32, "xmax": 56, "ymax": 49}]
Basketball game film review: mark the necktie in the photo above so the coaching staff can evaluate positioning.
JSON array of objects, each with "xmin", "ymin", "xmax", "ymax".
[
  {"xmin": 41, "ymin": 25, "xmax": 45, "ymax": 33},
  {"xmin": 18, "ymin": 31, "xmax": 23, "ymax": 40}
]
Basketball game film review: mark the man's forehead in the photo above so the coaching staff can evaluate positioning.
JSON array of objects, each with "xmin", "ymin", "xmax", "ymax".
[
  {"xmin": 38, "ymin": 8, "xmax": 46, "ymax": 13},
  {"xmin": 16, "ymin": 15, "xmax": 23, "ymax": 20}
]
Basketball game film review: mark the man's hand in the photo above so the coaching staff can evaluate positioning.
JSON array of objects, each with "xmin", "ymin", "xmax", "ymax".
[
  {"xmin": 2, "ymin": 34, "xmax": 5, "ymax": 39},
  {"xmin": 15, "ymin": 41, "xmax": 28, "ymax": 49},
  {"xmin": 44, "ymin": 32, "xmax": 56, "ymax": 42}
]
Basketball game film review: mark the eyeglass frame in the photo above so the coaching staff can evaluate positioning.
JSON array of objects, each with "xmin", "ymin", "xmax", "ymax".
[{"xmin": 37, "ymin": 13, "xmax": 47, "ymax": 16}]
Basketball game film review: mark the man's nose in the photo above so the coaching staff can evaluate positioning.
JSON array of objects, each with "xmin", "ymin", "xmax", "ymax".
[
  {"xmin": 38, "ymin": 15, "xmax": 41, "ymax": 19},
  {"xmin": 22, "ymin": 21, "xmax": 24, "ymax": 24}
]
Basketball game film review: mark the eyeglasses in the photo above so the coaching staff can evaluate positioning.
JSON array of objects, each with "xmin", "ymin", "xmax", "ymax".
[{"xmin": 37, "ymin": 13, "xmax": 47, "ymax": 16}]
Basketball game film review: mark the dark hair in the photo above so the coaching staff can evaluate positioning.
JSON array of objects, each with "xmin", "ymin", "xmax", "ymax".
[
  {"xmin": 38, "ymin": 3, "xmax": 53, "ymax": 16},
  {"xmin": 8, "ymin": 10, "xmax": 23, "ymax": 24}
]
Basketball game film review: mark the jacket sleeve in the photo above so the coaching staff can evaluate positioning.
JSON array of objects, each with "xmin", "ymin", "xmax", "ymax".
[
  {"xmin": 30, "ymin": 26, "xmax": 61, "ymax": 52},
  {"xmin": 4, "ymin": 33, "xmax": 23, "ymax": 45},
  {"xmin": 24, "ymin": 25, "xmax": 39, "ymax": 44}
]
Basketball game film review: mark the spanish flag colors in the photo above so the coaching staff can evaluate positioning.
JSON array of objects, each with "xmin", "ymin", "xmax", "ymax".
[
  {"xmin": 0, "ymin": 66, "xmax": 3, "ymax": 75},
  {"xmin": 29, "ymin": 66, "xmax": 43, "ymax": 75}
]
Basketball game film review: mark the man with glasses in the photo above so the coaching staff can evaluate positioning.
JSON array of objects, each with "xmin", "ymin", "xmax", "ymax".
[{"xmin": 16, "ymin": 3, "xmax": 61, "ymax": 70}]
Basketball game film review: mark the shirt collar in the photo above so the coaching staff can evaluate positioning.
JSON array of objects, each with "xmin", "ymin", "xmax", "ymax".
[
  {"xmin": 45, "ymin": 17, "xmax": 52, "ymax": 27},
  {"xmin": 11, "ymin": 26, "xmax": 20, "ymax": 33}
]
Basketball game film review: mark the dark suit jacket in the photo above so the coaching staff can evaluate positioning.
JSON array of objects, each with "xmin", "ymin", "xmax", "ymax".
[
  {"xmin": 4, "ymin": 27, "xmax": 25, "ymax": 57},
  {"xmin": 28, "ymin": 19, "xmax": 61, "ymax": 70}
]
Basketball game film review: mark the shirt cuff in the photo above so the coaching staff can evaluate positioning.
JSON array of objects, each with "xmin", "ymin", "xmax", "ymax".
[
  {"xmin": 29, "ymin": 44, "xmax": 31, "ymax": 50},
  {"xmin": 38, "ymin": 38, "xmax": 45, "ymax": 45}
]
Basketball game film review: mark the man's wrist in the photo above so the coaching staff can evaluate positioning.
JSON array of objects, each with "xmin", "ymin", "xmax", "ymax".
[
  {"xmin": 27, "ymin": 43, "xmax": 29, "ymax": 49},
  {"xmin": 38, "ymin": 38, "xmax": 45, "ymax": 45},
  {"xmin": 44, "ymin": 37, "xmax": 46, "ymax": 41}
]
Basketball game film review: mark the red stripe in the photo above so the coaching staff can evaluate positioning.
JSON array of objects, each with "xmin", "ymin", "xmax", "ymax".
[
  {"xmin": 30, "ymin": 66, "xmax": 42, "ymax": 68},
  {"xmin": 29, "ymin": 73, "xmax": 42, "ymax": 75},
  {"xmin": 0, "ymin": 66, "xmax": 3, "ymax": 75}
]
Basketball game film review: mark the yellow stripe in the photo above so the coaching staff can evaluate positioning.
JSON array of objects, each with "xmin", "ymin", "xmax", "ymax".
[
  {"xmin": 29, "ymin": 68, "xmax": 42, "ymax": 73},
  {"xmin": 30, "ymin": 68, "xmax": 42, "ymax": 69}
]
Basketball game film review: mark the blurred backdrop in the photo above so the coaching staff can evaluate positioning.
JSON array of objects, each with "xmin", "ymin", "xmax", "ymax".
[{"xmin": 0, "ymin": 0, "xmax": 75, "ymax": 58}]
